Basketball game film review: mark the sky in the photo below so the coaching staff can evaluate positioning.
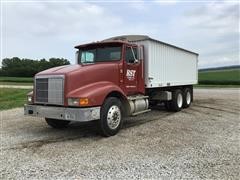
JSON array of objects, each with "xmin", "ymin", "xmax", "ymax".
[{"xmin": 0, "ymin": 0, "xmax": 239, "ymax": 68}]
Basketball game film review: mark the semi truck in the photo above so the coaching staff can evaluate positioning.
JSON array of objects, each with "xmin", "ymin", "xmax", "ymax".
[{"xmin": 24, "ymin": 35, "xmax": 198, "ymax": 136}]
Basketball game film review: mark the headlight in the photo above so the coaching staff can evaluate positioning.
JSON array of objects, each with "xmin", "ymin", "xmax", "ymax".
[
  {"xmin": 68, "ymin": 98, "xmax": 79, "ymax": 106},
  {"xmin": 67, "ymin": 98, "xmax": 89, "ymax": 106}
]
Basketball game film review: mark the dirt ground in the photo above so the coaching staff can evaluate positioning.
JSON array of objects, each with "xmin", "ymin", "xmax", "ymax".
[{"xmin": 0, "ymin": 88, "xmax": 239, "ymax": 179}]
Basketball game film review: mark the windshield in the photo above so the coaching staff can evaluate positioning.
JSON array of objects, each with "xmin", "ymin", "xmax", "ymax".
[{"xmin": 78, "ymin": 45, "xmax": 122, "ymax": 64}]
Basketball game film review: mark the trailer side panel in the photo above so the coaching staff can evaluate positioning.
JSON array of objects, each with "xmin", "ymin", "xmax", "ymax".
[{"xmin": 133, "ymin": 39, "xmax": 198, "ymax": 88}]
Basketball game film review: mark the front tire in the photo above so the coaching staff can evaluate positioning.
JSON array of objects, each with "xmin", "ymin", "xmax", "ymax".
[
  {"xmin": 45, "ymin": 118, "xmax": 70, "ymax": 129},
  {"xmin": 98, "ymin": 97, "xmax": 123, "ymax": 137}
]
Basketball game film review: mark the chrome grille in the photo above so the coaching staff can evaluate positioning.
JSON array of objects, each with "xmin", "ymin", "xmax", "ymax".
[
  {"xmin": 35, "ymin": 76, "xmax": 64, "ymax": 105},
  {"xmin": 35, "ymin": 78, "xmax": 48, "ymax": 102}
]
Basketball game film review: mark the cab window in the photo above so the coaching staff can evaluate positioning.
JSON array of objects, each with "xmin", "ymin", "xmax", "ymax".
[
  {"xmin": 125, "ymin": 47, "xmax": 138, "ymax": 64},
  {"xmin": 80, "ymin": 49, "xmax": 95, "ymax": 63},
  {"xmin": 78, "ymin": 45, "xmax": 122, "ymax": 64}
]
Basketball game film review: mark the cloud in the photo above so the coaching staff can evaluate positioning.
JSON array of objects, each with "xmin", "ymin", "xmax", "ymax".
[
  {"xmin": 185, "ymin": 2, "xmax": 238, "ymax": 33},
  {"xmin": 199, "ymin": 55, "xmax": 239, "ymax": 67},
  {"xmin": 166, "ymin": 2, "xmax": 239, "ymax": 68},
  {"xmin": 3, "ymin": 2, "xmax": 122, "ymax": 41},
  {"xmin": 127, "ymin": 0, "xmax": 147, "ymax": 10},
  {"xmin": 2, "ymin": 2, "xmax": 124, "ymax": 62},
  {"xmin": 1, "ymin": 1, "xmax": 239, "ymax": 68},
  {"xmin": 153, "ymin": 0, "xmax": 178, "ymax": 5},
  {"xmin": 4, "ymin": 2, "xmax": 167, "ymax": 65},
  {"xmin": 1, "ymin": 1, "xmax": 162, "ymax": 64}
]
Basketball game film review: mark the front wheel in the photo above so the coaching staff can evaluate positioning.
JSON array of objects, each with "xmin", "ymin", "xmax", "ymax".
[
  {"xmin": 45, "ymin": 118, "xmax": 70, "ymax": 129},
  {"xmin": 98, "ymin": 97, "xmax": 123, "ymax": 137}
]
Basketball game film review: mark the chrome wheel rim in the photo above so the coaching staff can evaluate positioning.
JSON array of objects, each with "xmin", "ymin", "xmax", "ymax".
[
  {"xmin": 186, "ymin": 91, "xmax": 191, "ymax": 105},
  {"xmin": 107, "ymin": 105, "xmax": 121, "ymax": 130},
  {"xmin": 177, "ymin": 93, "xmax": 183, "ymax": 108}
]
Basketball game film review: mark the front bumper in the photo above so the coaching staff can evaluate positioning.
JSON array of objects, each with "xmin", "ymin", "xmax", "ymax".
[{"xmin": 24, "ymin": 104, "xmax": 100, "ymax": 122}]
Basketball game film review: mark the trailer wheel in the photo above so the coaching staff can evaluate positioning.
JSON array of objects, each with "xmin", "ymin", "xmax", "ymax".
[
  {"xmin": 170, "ymin": 89, "xmax": 183, "ymax": 112},
  {"xmin": 183, "ymin": 88, "xmax": 192, "ymax": 108},
  {"xmin": 98, "ymin": 97, "xmax": 123, "ymax": 137},
  {"xmin": 45, "ymin": 118, "xmax": 70, "ymax": 129}
]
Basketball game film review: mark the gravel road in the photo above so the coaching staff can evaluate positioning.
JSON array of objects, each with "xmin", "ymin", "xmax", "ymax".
[{"xmin": 1, "ymin": 88, "xmax": 240, "ymax": 179}]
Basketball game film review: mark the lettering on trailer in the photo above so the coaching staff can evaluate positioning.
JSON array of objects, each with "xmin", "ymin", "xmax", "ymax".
[{"xmin": 126, "ymin": 69, "xmax": 136, "ymax": 81}]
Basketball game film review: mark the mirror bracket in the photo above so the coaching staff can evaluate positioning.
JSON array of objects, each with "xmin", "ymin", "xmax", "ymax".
[{"xmin": 134, "ymin": 59, "xmax": 139, "ymax": 64}]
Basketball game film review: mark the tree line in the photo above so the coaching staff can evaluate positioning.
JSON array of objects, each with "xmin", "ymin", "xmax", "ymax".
[{"xmin": 0, "ymin": 57, "xmax": 70, "ymax": 77}]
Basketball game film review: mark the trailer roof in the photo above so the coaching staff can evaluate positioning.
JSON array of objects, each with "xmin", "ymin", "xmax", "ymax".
[{"xmin": 103, "ymin": 35, "xmax": 199, "ymax": 56}]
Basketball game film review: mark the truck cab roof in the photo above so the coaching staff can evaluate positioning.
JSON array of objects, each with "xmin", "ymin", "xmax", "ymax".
[{"xmin": 74, "ymin": 40, "xmax": 134, "ymax": 49}]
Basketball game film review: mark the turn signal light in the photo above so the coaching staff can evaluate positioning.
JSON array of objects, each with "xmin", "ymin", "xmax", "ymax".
[{"xmin": 79, "ymin": 98, "xmax": 89, "ymax": 106}]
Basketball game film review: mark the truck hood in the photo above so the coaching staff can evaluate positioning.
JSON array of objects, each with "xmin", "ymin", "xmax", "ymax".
[
  {"xmin": 36, "ymin": 65, "xmax": 81, "ymax": 76},
  {"xmin": 35, "ymin": 62, "xmax": 121, "ymax": 106}
]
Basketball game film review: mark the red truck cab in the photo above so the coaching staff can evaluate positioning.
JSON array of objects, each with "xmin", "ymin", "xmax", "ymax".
[{"xmin": 25, "ymin": 40, "xmax": 148, "ymax": 136}]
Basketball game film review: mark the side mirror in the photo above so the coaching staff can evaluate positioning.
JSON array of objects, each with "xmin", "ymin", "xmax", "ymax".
[{"xmin": 130, "ymin": 46, "xmax": 139, "ymax": 64}]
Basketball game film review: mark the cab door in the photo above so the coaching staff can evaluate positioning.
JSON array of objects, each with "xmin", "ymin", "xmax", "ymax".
[{"xmin": 123, "ymin": 45, "xmax": 140, "ymax": 95}]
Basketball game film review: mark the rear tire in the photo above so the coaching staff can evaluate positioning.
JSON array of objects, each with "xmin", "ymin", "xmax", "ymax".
[
  {"xmin": 45, "ymin": 118, "xmax": 70, "ymax": 129},
  {"xmin": 183, "ymin": 88, "xmax": 192, "ymax": 108},
  {"xmin": 98, "ymin": 97, "xmax": 123, "ymax": 137},
  {"xmin": 169, "ymin": 89, "xmax": 183, "ymax": 112}
]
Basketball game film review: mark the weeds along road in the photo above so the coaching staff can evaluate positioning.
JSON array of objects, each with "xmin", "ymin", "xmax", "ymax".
[{"xmin": 1, "ymin": 88, "xmax": 240, "ymax": 179}]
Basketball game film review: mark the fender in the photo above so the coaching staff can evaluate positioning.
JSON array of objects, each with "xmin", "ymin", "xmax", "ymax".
[{"xmin": 66, "ymin": 81, "xmax": 127, "ymax": 107}]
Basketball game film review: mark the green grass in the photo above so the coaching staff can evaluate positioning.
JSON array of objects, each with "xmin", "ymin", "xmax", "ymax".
[
  {"xmin": 198, "ymin": 69, "xmax": 240, "ymax": 85},
  {"xmin": 194, "ymin": 84, "xmax": 240, "ymax": 88},
  {"xmin": 0, "ymin": 81, "xmax": 33, "ymax": 86},
  {"xmin": 0, "ymin": 76, "xmax": 33, "ymax": 86},
  {"xmin": 0, "ymin": 76, "xmax": 33, "ymax": 83},
  {"xmin": 0, "ymin": 88, "xmax": 31, "ymax": 110}
]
